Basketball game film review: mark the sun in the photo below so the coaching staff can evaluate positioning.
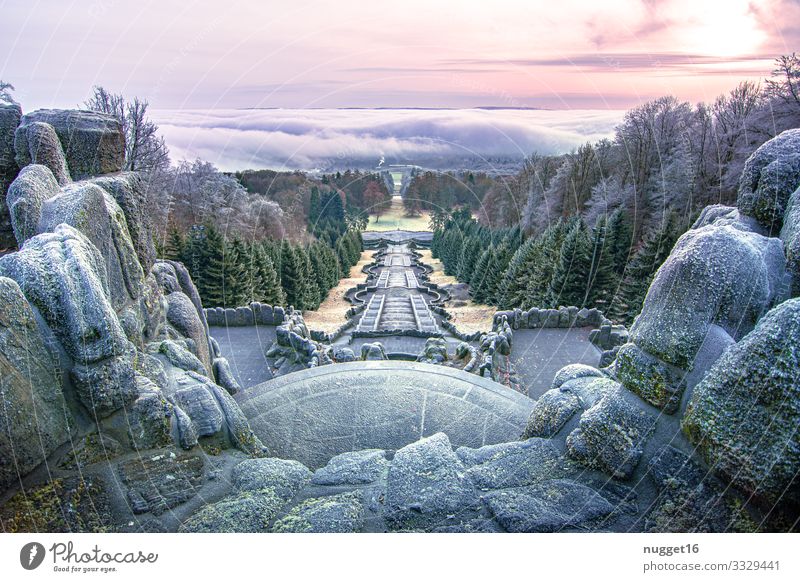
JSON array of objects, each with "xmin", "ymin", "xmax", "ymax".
[{"xmin": 682, "ymin": 0, "xmax": 766, "ymax": 58}]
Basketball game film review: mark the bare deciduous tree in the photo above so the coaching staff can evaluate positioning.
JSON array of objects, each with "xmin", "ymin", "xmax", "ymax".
[{"xmin": 85, "ymin": 86, "xmax": 170, "ymax": 173}]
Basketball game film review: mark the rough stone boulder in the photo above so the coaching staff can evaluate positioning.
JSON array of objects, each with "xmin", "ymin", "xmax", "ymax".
[
  {"xmin": 90, "ymin": 173, "xmax": 156, "ymax": 273},
  {"xmin": 682, "ymin": 298, "xmax": 800, "ymax": 510},
  {"xmin": 483, "ymin": 479, "xmax": 618, "ymax": 533},
  {"xmin": 693, "ymin": 204, "xmax": 761, "ymax": 233},
  {"xmin": 170, "ymin": 371, "xmax": 264, "ymax": 455},
  {"xmin": 780, "ymin": 186, "xmax": 800, "ymax": 295},
  {"xmin": 0, "ymin": 224, "xmax": 137, "ymax": 417},
  {"xmin": 0, "ymin": 277, "xmax": 74, "ymax": 494},
  {"xmin": 15, "ymin": 109, "xmax": 124, "ymax": 179},
  {"xmin": 565, "ymin": 385, "xmax": 657, "ymax": 480},
  {"xmin": 0, "ymin": 98, "xmax": 21, "ymax": 249},
  {"xmin": 165, "ymin": 291, "xmax": 212, "ymax": 375},
  {"xmin": 457, "ymin": 439, "xmax": 568, "ymax": 490},
  {"xmin": 272, "ymin": 491, "xmax": 365, "ymax": 533},
  {"xmin": 385, "ymin": 433, "xmax": 480, "ymax": 530},
  {"xmin": 360, "ymin": 341, "xmax": 387, "ymax": 361},
  {"xmin": 180, "ymin": 489, "xmax": 286, "ymax": 533},
  {"xmin": 737, "ymin": 129, "xmax": 800, "ymax": 234},
  {"xmin": 13, "ymin": 120, "xmax": 71, "ymax": 185},
  {"xmin": 126, "ymin": 375, "xmax": 173, "ymax": 450},
  {"xmin": 311, "ymin": 449, "xmax": 389, "ymax": 486},
  {"xmin": 181, "ymin": 457, "xmax": 311, "ymax": 533},
  {"xmin": 630, "ymin": 221, "xmax": 787, "ymax": 372},
  {"xmin": 37, "ymin": 181, "xmax": 145, "ymax": 309},
  {"xmin": 232, "ymin": 457, "xmax": 311, "ymax": 497},
  {"xmin": 5, "ymin": 164, "xmax": 60, "ymax": 245},
  {"xmin": 416, "ymin": 337, "xmax": 448, "ymax": 364},
  {"xmin": 642, "ymin": 446, "xmax": 757, "ymax": 532}
]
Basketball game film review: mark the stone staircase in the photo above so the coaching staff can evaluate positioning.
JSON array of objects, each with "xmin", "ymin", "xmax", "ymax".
[
  {"xmin": 378, "ymin": 295, "xmax": 417, "ymax": 330},
  {"xmin": 410, "ymin": 295, "xmax": 439, "ymax": 333},
  {"xmin": 356, "ymin": 294, "xmax": 385, "ymax": 332},
  {"xmin": 356, "ymin": 243, "xmax": 440, "ymax": 334}
]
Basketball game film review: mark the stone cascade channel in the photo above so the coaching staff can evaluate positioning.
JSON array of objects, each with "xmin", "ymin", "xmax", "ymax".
[{"xmin": 355, "ymin": 244, "xmax": 439, "ymax": 334}]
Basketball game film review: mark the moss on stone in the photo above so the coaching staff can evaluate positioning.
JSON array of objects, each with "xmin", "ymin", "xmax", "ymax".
[{"xmin": 0, "ymin": 477, "xmax": 112, "ymax": 533}]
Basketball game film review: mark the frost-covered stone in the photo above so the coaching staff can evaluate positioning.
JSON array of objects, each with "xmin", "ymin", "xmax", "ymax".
[
  {"xmin": 631, "ymin": 222, "xmax": 788, "ymax": 370},
  {"xmin": 172, "ymin": 377, "xmax": 223, "ymax": 437},
  {"xmin": 15, "ymin": 109, "xmax": 124, "ymax": 179},
  {"xmin": 614, "ymin": 342, "xmax": 685, "ymax": 413},
  {"xmin": 360, "ymin": 341, "xmax": 388, "ymax": 360},
  {"xmin": 311, "ymin": 449, "xmax": 389, "ymax": 486},
  {"xmin": 459, "ymin": 439, "xmax": 567, "ymax": 490},
  {"xmin": 566, "ymin": 386, "xmax": 656, "ymax": 479},
  {"xmin": 385, "ymin": 433, "xmax": 479, "ymax": 530},
  {"xmin": 682, "ymin": 298, "xmax": 800, "ymax": 508},
  {"xmin": 272, "ymin": 491, "xmax": 365, "ymax": 533},
  {"xmin": 692, "ymin": 204, "xmax": 760, "ymax": 233},
  {"xmin": 522, "ymin": 389, "xmax": 581, "ymax": 438},
  {"xmin": 158, "ymin": 340, "xmax": 206, "ymax": 375},
  {"xmin": 0, "ymin": 277, "xmax": 74, "ymax": 493},
  {"xmin": 5, "ymin": 164, "xmax": 59, "ymax": 245},
  {"xmin": 180, "ymin": 489, "xmax": 285, "ymax": 533},
  {"xmin": 643, "ymin": 446, "xmax": 755, "ymax": 533},
  {"xmin": 166, "ymin": 291, "xmax": 212, "ymax": 374},
  {"xmin": 0, "ymin": 225, "xmax": 130, "ymax": 364},
  {"xmin": 232, "ymin": 457, "xmax": 311, "ymax": 498},
  {"xmin": 780, "ymin": 186, "xmax": 800, "ymax": 295},
  {"xmin": 212, "ymin": 357, "xmax": 240, "ymax": 394},
  {"xmin": 38, "ymin": 181, "xmax": 144, "ymax": 310},
  {"xmin": 126, "ymin": 375, "xmax": 173, "ymax": 450},
  {"xmin": 551, "ymin": 363, "xmax": 606, "ymax": 390},
  {"xmin": 737, "ymin": 128, "xmax": 800, "ymax": 233},
  {"xmin": 0, "ymin": 99, "xmax": 21, "ymax": 248},
  {"xmin": 70, "ymin": 344, "xmax": 138, "ymax": 417},
  {"xmin": 13, "ymin": 121, "xmax": 71, "ymax": 184},
  {"xmin": 90, "ymin": 173, "xmax": 156, "ymax": 272},
  {"xmin": 484, "ymin": 480, "xmax": 617, "ymax": 532}
]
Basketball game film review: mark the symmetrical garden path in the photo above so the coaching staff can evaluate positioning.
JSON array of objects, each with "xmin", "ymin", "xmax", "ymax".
[{"xmin": 355, "ymin": 243, "xmax": 440, "ymax": 334}]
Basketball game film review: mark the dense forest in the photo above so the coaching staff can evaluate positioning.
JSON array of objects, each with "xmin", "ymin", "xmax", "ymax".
[
  {"xmin": 79, "ymin": 53, "xmax": 800, "ymax": 316},
  {"xmin": 80, "ymin": 88, "xmax": 391, "ymax": 310},
  {"xmin": 429, "ymin": 54, "xmax": 800, "ymax": 323}
]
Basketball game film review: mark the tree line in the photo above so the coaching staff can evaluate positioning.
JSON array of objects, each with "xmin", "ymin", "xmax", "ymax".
[
  {"xmin": 433, "ymin": 207, "xmax": 685, "ymax": 324},
  {"xmin": 412, "ymin": 54, "xmax": 800, "ymax": 245},
  {"xmin": 161, "ymin": 224, "xmax": 363, "ymax": 310}
]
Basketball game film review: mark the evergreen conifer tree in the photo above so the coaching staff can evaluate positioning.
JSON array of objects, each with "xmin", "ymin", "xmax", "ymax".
[{"xmin": 548, "ymin": 219, "xmax": 593, "ymax": 307}]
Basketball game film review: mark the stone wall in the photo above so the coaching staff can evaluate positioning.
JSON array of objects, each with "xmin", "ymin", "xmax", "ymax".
[
  {"xmin": 493, "ymin": 306, "xmax": 628, "ymax": 352},
  {"xmin": 205, "ymin": 302, "xmax": 286, "ymax": 327}
]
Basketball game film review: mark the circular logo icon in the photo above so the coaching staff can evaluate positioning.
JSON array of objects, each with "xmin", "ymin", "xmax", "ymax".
[{"xmin": 20, "ymin": 542, "xmax": 46, "ymax": 570}]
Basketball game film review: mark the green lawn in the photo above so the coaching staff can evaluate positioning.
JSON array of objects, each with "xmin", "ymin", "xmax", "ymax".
[{"xmin": 366, "ymin": 196, "xmax": 432, "ymax": 232}]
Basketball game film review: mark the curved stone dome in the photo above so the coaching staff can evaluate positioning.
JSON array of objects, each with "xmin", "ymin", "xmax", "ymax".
[{"xmin": 236, "ymin": 361, "xmax": 535, "ymax": 468}]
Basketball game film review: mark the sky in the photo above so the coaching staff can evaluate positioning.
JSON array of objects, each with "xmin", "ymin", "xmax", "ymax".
[{"xmin": 1, "ymin": 0, "xmax": 796, "ymax": 111}]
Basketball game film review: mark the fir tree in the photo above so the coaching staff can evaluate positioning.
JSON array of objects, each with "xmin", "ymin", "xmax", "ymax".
[
  {"xmin": 225, "ymin": 238, "xmax": 250, "ymax": 307},
  {"xmin": 296, "ymin": 246, "xmax": 321, "ymax": 309},
  {"xmin": 248, "ymin": 244, "xmax": 281, "ymax": 305},
  {"xmin": 609, "ymin": 214, "xmax": 681, "ymax": 322},
  {"xmin": 201, "ymin": 224, "xmax": 227, "ymax": 308},
  {"xmin": 280, "ymin": 241, "xmax": 303, "ymax": 308},
  {"xmin": 586, "ymin": 215, "xmax": 619, "ymax": 310},
  {"xmin": 469, "ymin": 246, "xmax": 493, "ymax": 293},
  {"xmin": 164, "ymin": 227, "xmax": 185, "ymax": 261},
  {"xmin": 497, "ymin": 236, "xmax": 538, "ymax": 308},
  {"xmin": 456, "ymin": 235, "xmax": 483, "ymax": 283},
  {"xmin": 606, "ymin": 208, "xmax": 634, "ymax": 275},
  {"xmin": 548, "ymin": 219, "xmax": 593, "ymax": 307},
  {"xmin": 520, "ymin": 220, "xmax": 567, "ymax": 309}
]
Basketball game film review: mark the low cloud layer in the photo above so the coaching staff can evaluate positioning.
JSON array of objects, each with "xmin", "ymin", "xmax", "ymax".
[{"xmin": 150, "ymin": 108, "xmax": 624, "ymax": 172}]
